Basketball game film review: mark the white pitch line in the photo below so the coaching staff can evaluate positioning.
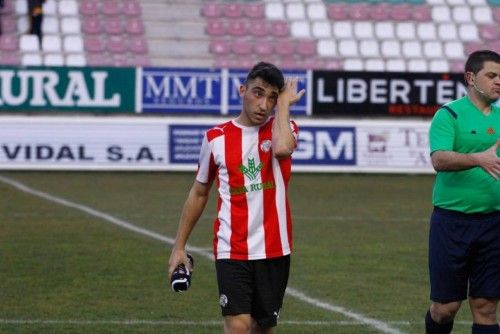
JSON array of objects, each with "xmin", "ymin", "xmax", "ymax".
[{"xmin": 0, "ymin": 175, "xmax": 405, "ymax": 334}]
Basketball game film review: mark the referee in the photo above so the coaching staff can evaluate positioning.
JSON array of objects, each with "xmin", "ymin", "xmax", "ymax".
[{"xmin": 425, "ymin": 50, "xmax": 500, "ymax": 334}]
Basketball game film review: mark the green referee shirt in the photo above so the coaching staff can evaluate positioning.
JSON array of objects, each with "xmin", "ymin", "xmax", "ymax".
[{"xmin": 429, "ymin": 96, "xmax": 500, "ymax": 213}]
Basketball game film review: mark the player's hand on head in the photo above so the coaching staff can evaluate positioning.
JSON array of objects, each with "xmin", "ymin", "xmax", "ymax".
[{"xmin": 279, "ymin": 77, "xmax": 305, "ymax": 106}]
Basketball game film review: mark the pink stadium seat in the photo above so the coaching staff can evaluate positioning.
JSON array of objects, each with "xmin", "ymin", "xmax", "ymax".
[
  {"xmin": 125, "ymin": 18, "xmax": 145, "ymax": 35},
  {"xmin": 281, "ymin": 58, "xmax": 304, "ymax": 70},
  {"xmin": 349, "ymin": 3, "xmax": 370, "ymax": 20},
  {"xmin": 104, "ymin": 18, "xmax": 124, "ymax": 35},
  {"xmin": 129, "ymin": 37, "xmax": 148, "ymax": 54},
  {"xmin": 0, "ymin": 35, "xmax": 18, "ymax": 52},
  {"xmin": 0, "ymin": 52, "xmax": 20, "ymax": 65},
  {"xmin": 102, "ymin": 0, "xmax": 120, "ymax": 16},
  {"xmin": 491, "ymin": 41, "xmax": 500, "ymax": 53},
  {"xmin": 223, "ymin": 3, "xmax": 243, "ymax": 18},
  {"xmin": 206, "ymin": 20, "xmax": 226, "ymax": 36},
  {"xmin": 84, "ymin": 37, "xmax": 105, "ymax": 53},
  {"xmin": 232, "ymin": 40, "xmax": 252, "ymax": 55},
  {"xmin": 0, "ymin": 0, "xmax": 13, "ymax": 14},
  {"xmin": 296, "ymin": 40, "xmax": 317, "ymax": 57},
  {"xmin": 112, "ymin": 54, "xmax": 128, "ymax": 67},
  {"xmin": 249, "ymin": 20, "xmax": 269, "ymax": 37},
  {"xmin": 370, "ymin": 4, "xmax": 389, "ymax": 21},
  {"xmin": 80, "ymin": 0, "xmax": 98, "ymax": 16},
  {"xmin": 322, "ymin": 59, "xmax": 342, "ymax": 70},
  {"xmin": 479, "ymin": 24, "xmax": 499, "ymax": 40},
  {"xmin": 390, "ymin": 4, "xmax": 411, "ymax": 21},
  {"xmin": 270, "ymin": 21, "xmax": 289, "ymax": 38},
  {"xmin": 201, "ymin": 3, "xmax": 223, "ymax": 18},
  {"xmin": 82, "ymin": 18, "xmax": 102, "ymax": 34},
  {"xmin": 1, "ymin": 16, "xmax": 17, "ymax": 34},
  {"xmin": 245, "ymin": 3, "xmax": 265, "ymax": 19},
  {"xmin": 107, "ymin": 36, "xmax": 127, "ymax": 53},
  {"xmin": 464, "ymin": 41, "xmax": 486, "ymax": 55},
  {"xmin": 227, "ymin": 20, "xmax": 247, "ymax": 37},
  {"xmin": 450, "ymin": 60, "xmax": 465, "ymax": 73},
  {"xmin": 494, "ymin": 7, "xmax": 500, "ymax": 22},
  {"xmin": 87, "ymin": 53, "xmax": 112, "ymax": 66},
  {"xmin": 254, "ymin": 40, "xmax": 274, "ymax": 56},
  {"xmin": 122, "ymin": 0, "xmax": 141, "ymax": 16},
  {"xmin": 412, "ymin": 5, "xmax": 432, "ymax": 22},
  {"xmin": 209, "ymin": 39, "xmax": 231, "ymax": 55},
  {"xmin": 327, "ymin": 3, "xmax": 348, "ymax": 20},
  {"xmin": 275, "ymin": 40, "xmax": 295, "ymax": 56}
]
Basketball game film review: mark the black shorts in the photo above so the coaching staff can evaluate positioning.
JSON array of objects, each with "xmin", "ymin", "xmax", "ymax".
[
  {"xmin": 215, "ymin": 255, "xmax": 290, "ymax": 329},
  {"xmin": 429, "ymin": 207, "xmax": 500, "ymax": 303}
]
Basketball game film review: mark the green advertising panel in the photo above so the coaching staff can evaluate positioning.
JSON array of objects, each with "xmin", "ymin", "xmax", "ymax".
[{"xmin": 0, "ymin": 66, "xmax": 135, "ymax": 113}]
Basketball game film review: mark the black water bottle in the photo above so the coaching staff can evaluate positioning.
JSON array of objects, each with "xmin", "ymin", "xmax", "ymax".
[{"xmin": 171, "ymin": 253, "xmax": 194, "ymax": 292}]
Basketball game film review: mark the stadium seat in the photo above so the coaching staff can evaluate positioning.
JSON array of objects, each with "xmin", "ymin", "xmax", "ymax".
[
  {"xmin": 201, "ymin": 2, "xmax": 223, "ymax": 18},
  {"xmin": 123, "ymin": 0, "xmax": 142, "ymax": 16},
  {"xmin": 370, "ymin": 4, "xmax": 390, "ymax": 21},
  {"xmin": 417, "ymin": 23, "xmax": 437, "ymax": 40},
  {"xmin": 438, "ymin": 23, "xmax": 458, "ymax": 40},
  {"xmin": 423, "ymin": 41, "xmax": 444, "ymax": 58},
  {"xmin": 43, "ymin": 0, "xmax": 57, "ymax": 15},
  {"xmin": 444, "ymin": 41, "xmax": 465, "ymax": 59},
  {"xmin": 42, "ymin": 17, "xmax": 59, "ymax": 34},
  {"xmin": 125, "ymin": 18, "xmax": 145, "ymax": 35},
  {"xmin": 209, "ymin": 40, "xmax": 231, "ymax": 55},
  {"xmin": 386, "ymin": 59, "xmax": 406, "ymax": 72},
  {"xmin": 359, "ymin": 40, "xmax": 379, "ymax": 57},
  {"xmin": 254, "ymin": 41, "xmax": 274, "ymax": 56},
  {"xmin": 0, "ymin": 52, "xmax": 20, "ymax": 65},
  {"xmin": 206, "ymin": 20, "xmax": 226, "ymax": 36},
  {"xmin": 106, "ymin": 36, "xmax": 127, "ymax": 53},
  {"xmin": 102, "ymin": 0, "xmax": 120, "ymax": 16},
  {"xmin": 472, "ymin": 6, "xmax": 494, "ymax": 23},
  {"xmin": 249, "ymin": 20, "xmax": 269, "ymax": 37},
  {"xmin": 66, "ymin": 54, "xmax": 87, "ymax": 66},
  {"xmin": 354, "ymin": 22, "xmax": 374, "ymax": 39},
  {"xmin": 286, "ymin": 3, "xmax": 306, "ymax": 20},
  {"xmin": 82, "ymin": 18, "xmax": 102, "ymax": 34},
  {"xmin": 80, "ymin": 0, "xmax": 98, "ymax": 16},
  {"xmin": 365, "ymin": 59, "xmax": 385, "ymax": 71},
  {"xmin": 228, "ymin": 20, "xmax": 247, "ymax": 37},
  {"xmin": 59, "ymin": 0, "xmax": 78, "ymax": 16},
  {"xmin": 63, "ymin": 36, "xmax": 84, "ymax": 53},
  {"xmin": 104, "ymin": 18, "xmax": 124, "ymax": 35},
  {"xmin": 333, "ymin": 22, "xmax": 353, "ymax": 39},
  {"xmin": 129, "ymin": 37, "xmax": 148, "ymax": 54},
  {"xmin": 464, "ymin": 41, "xmax": 487, "ymax": 55},
  {"xmin": 317, "ymin": 39, "xmax": 337, "ymax": 57},
  {"xmin": 380, "ymin": 40, "xmax": 401, "ymax": 57},
  {"xmin": 22, "ymin": 53, "xmax": 43, "ymax": 66},
  {"xmin": 245, "ymin": 3, "xmax": 265, "ymax": 19},
  {"xmin": 429, "ymin": 59, "xmax": 449, "ymax": 72},
  {"xmin": 312, "ymin": 21, "xmax": 331, "ymax": 38},
  {"xmin": 296, "ymin": 40, "xmax": 317, "ymax": 57},
  {"xmin": 15, "ymin": 0, "xmax": 28, "ymax": 15},
  {"xmin": 87, "ymin": 53, "xmax": 111, "ymax": 66},
  {"xmin": 450, "ymin": 60, "xmax": 465, "ymax": 72},
  {"xmin": 84, "ymin": 37, "xmax": 105, "ymax": 53},
  {"xmin": 41, "ymin": 35, "xmax": 62, "ymax": 52},
  {"xmin": 307, "ymin": 3, "xmax": 327, "ymax": 20},
  {"xmin": 128, "ymin": 54, "xmax": 150, "ymax": 67},
  {"xmin": 458, "ymin": 23, "xmax": 480, "ymax": 41},
  {"xmin": 338, "ymin": 40, "xmax": 358, "ymax": 57},
  {"xmin": 270, "ymin": 21, "xmax": 290, "ymax": 37},
  {"xmin": 224, "ymin": 3, "xmax": 243, "ymax": 18},
  {"xmin": 326, "ymin": 3, "xmax": 348, "ymax": 20},
  {"xmin": 44, "ymin": 54, "xmax": 64, "ymax": 66},
  {"xmin": 452, "ymin": 6, "xmax": 472, "ymax": 22},
  {"xmin": 1, "ymin": 17, "xmax": 17, "ymax": 34},
  {"xmin": 265, "ymin": 3, "xmax": 285, "ymax": 20},
  {"xmin": 390, "ymin": 4, "xmax": 411, "ymax": 21},
  {"xmin": 0, "ymin": 0, "xmax": 14, "ymax": 14},
  {"xmin": 375, "ymin": 22, "xmax": 395, "ymax": 40},
  {"xmin": 412, "ymin": 5, "xmax": 432, "ymax": 21},
  {"xmin": 290, "ymin": 21, "xmax": 311, "ymax": 38},
  {"xmin": 0, "ymin": 35, "xmax": 19, "ymax": 52},
  {"xmin": 61, "ymin": 17, "xmax": 81, "ymax": 35},
  {"xmin": 432, "ymin": 6, "xmax": 451, "ymax": 22},
  {"xmin": 343, "ymin": 58, "xmax": 364, "ymax": 71},
  {"xmin": 402, "ymin": 41, "xmax": 422, "ymax": 58},
  {"xmin": 20, "ymin": 35, "xmax": 40, "ymax": 52},
  {"xmin": 232, "ymin": 40, "xmax": 252, "ymax": 55},
  {"xmin": 494, "ymin": 7, "xmax": 500, "ymax": 22},
  {"xmin": 479, "ymin": 24, "xmax": 499, "ymax": 40},
  {"xmin": 349, "ymin": 3, "xmax": 370, "ymax": 20},
  {"xmin": 275, "ymin": 40, "xmax": 295, "ymax": 56},
  {"xmin": 17, "ymin": 16, "xmax": 29, "ymax": 34},
  {"xmin": 407, "ymin": 59, "xmax": 428, "ymax": 72},
  {"xmin": 396, "ymin": 22, "xmax": 416, "ymax": 40}
]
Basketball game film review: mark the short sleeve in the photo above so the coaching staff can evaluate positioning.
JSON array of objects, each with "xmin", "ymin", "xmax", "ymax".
[
  {"xmin": 196, "ymin": 133, "xmax": 216, "ymax": 184},
  {"xmin": 429, "ymin": 108, "xmax": 456, "ymax": 155}
]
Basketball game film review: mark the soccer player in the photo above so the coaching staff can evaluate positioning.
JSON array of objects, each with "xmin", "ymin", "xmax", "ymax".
[
  {"xmin": 168, "ymin": 62, "xmax": 305, "ymax": 334},
  {"xmin": 425, "ymin": 50, "xmax": 500, "ymax": 334}
]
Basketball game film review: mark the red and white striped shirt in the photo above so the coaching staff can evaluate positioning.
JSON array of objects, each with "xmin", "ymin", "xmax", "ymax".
[{"xmin": 196, "ymin": 117, "xmax": 298, "ymax": 260}]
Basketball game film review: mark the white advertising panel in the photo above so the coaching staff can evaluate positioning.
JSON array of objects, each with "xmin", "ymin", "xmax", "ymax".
[{"xmin": 0, "ymin": 116, "xmax": 435, "ymax": 173}]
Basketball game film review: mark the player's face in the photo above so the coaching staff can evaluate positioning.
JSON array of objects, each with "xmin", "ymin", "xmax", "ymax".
[
  {"xmin": 474, "ymin": 61, "xmax": 500, "ymax": 101},
  {"xmin": 239, "ymin": 78, "xmax": 280, "ymax": 126}
]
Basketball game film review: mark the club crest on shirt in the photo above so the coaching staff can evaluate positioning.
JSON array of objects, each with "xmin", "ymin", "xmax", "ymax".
[{"xmin": 260, "ymin": 140, "xmax": 272, "ymax": 153}]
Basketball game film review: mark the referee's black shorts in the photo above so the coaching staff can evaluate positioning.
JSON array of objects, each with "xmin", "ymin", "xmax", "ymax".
[
  {"xmin": 429, "ymin": 207, "xmax": 500, "ymax": 303},
  {"xmin": 215, "ymin": 255, "xmax": 290, "ymax": 329}
]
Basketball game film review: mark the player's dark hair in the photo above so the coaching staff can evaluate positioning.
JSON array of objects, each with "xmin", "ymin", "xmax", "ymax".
[
  {"xmin": 245, "ymin": 62, "xmax": 285, "ymax": 91},
  {"xmin": 465, "ymin": 50, "xmax": 500, "ymax": 74}
]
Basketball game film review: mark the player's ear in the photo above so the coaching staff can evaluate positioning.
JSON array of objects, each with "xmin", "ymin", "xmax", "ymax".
[{"xmin": 465, "ymin": 71, "xmax": 474, "ymax": 85}]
